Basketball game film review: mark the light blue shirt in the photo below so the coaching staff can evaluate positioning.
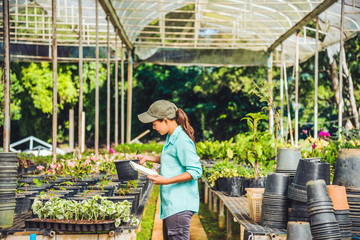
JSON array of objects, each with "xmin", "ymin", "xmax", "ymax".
[{"xmin": 160, "ymin": 125, "xmax": 202, "ymax": 219}]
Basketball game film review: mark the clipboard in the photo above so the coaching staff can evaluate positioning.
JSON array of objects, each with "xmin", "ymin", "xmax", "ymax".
[{"xmin": 129, "ymin": 161, "xmax": 158, "ymax": 176}]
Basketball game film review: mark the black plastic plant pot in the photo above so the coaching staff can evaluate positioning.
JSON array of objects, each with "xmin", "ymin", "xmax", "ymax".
[
  {"xmin": 217, "ymin": 178, "xmax": 228, "ymax": 192},
  {"xmin": 288, "ymin": 158, "xmax": 330, "ymax": 202},
  {"xmin": 265, "ymin": 173, "xmax": 289, "ymax": 196},
  {"xmin": 227, "ymin": 177, "xmax": 243, "ymax": 197},
  {"xmin": 114, "ymin": 159, "xmax": 139, "ymax": 181},
  {"xmin": 248, "ymin": 177, "xmax": 266, "ymax": 188},
  {"xmin": 241, "ymin": 178, "xmax": 250, "ymax": 195},
  {"xmin": 333, "ymin": 149, "xmax": 360, "ymax": 188},
  {"xmin": 310, "ymin": 211, "xmax": 338, "ymax": 226},
  {"xmin": 0, "ymin": 152, "xmax": 18, "ymax": 164},
  {"xmin": 306, "ymin": 179, "xmax": 332, "ymax": 203},
  {"xmin": 276, "ymin": 148, "xmax": 302, "ymax": 172}
]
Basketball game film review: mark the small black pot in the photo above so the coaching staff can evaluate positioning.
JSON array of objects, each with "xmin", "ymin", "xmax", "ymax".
[
  {"xmin": 227, "ymin": 177, "xmax": 243, "ymax": 197},
  {"xmin": 264, "ymin": 173, "xmax": 289, "ymax": 195},
  {"xmin": 248, "ymin": 177, "xmax": 266, "ymax": 188},
  {"xmin": 287, "ymin": 221, "xmax": 312, "ymax": 240},
  {"xmin": 114, "ymin": 159, "xmax": 139, "ymax": 181},
  {"xmin": 306, "ymin": 179, "xmax": 332, "ymax": 203},
  {"xmin": 217, "ymin": 178, "xmax": 228, "ymax": 192}
]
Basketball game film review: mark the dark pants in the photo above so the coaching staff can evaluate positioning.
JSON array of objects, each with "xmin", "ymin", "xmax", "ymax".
[{"xmin": 163, "ymin": 211, "xmax": 194, "ymax": 240}]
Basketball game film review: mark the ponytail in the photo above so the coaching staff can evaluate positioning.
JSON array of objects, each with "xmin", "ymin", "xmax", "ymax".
[{"xmin": 175, "ymin": 108, "xmax": 195, "ymax": 143}]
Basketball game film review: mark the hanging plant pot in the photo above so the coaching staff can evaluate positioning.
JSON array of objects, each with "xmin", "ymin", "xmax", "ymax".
[{"xmin": 114, "ymin": 159, "xmax": 139, "ymax": 181}]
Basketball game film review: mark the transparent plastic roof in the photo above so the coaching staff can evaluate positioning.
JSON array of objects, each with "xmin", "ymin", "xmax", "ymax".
[{"xmin": 0, "ymin": 0, "xmax": 359, "ymax": 66}]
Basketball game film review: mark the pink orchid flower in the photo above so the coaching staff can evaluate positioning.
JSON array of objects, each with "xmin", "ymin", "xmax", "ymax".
[{"xmin": 37, "ymin": 165, "xmax": 45, "ymax": 171}]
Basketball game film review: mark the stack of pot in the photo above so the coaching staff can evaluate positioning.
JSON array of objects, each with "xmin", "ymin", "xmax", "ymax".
[
  {"xmin": 327, "ymin": 185, "xmax": 351, "ymax": 239},
  {"xmin": 0, "ymin": 152, "xmax": 18, "ymax": 228},
  {"xmin": 261, "ymin": 173, "xmax": 289, "ymax": 229},
  {"xmin": 306, "ymin": 179, "xmax": 341, "ymax": 239},
  {"xmin": 288, "ymin": 158, "xmax": 330, "ymax": 223},
  {"xmin": 275, "ymin": 148, "xmax": 302, "ymax": 184},
  {"xmin": 333, "ymin": 149, "xmax": 360, "ymax": 237},
  {"xmin": 345, "ymin": 188, "xmax": 360, "ymax": 237}
]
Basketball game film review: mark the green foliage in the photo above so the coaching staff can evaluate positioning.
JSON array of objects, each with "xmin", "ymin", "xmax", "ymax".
[
  {"xmin": 32, "ymin": 195, "xmax": 137, "ymax": 227},
  {"xmin": 196, "ymin": 139, "xmax": 233, "ymax": 160},
  {"xmin": 114, "ymin": 142, "xmax": 164, "ymax": 154}
]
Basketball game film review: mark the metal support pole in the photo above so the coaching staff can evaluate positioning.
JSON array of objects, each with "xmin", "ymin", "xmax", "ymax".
[
  {"xmin": 295, "ymin": 32, "xmax": 299, "ymax": 147},
  {"xmin": 52, "ymin": 0, "xmax": 58, "ymax": 162},
  {"xmin": 126, "ymin": 50, "xmax": 133, "ymax": 143},
  {"xmin": 106, "ymin": 16, "xmax": 111, "ymax": 150},
  {"xmin": 3, "ymin": 0, "xmax": 11, "ymax": 152},
  {"xmin": 121, "ymin": 45, "xmax": 125, "ymax": 144},
  {"xmin": 78, "ymin": 0, "xmax": 83, "ymax": 153},
  {"xmin": 114, "ymin": 30, "xmax": 119, "ymax": 146},
  {"xmin": 280, "ymin": 45, "xmax": 284, "ymax": 140},
  {"xmin": 338, "ymin": 0, "xmax": 345, "ymax": 139},
  {"xmin": 314, "ymin": 17, "xmax": 319, "ymax": 139},
  {"xmin": 95, "ymin": 0, "xmax": 99, "ymax": 153},
  {"xmin": 268, "ymin": 53, "xmax": 274, "ymax": 134},
  {"xmin": 69, "ymin": 109, "xmax": 74, "ymax": 150}
]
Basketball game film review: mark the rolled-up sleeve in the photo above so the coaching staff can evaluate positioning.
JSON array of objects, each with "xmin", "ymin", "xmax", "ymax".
[{"xmin": 176, "ymin": 137, "xmax": 203, "ymax": 180}]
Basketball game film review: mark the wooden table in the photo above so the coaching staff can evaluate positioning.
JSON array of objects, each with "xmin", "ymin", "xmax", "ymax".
[{"xmin": 203, "ymin": 180, "xmax": 287, "ymax": 240}]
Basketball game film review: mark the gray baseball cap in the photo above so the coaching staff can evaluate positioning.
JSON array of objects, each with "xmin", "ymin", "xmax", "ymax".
[{"xmin": 138, "ymin": 100, "xmax": 178, "ymax": 123}]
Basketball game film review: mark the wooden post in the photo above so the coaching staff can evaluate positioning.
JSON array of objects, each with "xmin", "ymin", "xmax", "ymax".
[
  {"xmin": 51, "ymin": 0, "xmax": 58, "ymax": 162},
  {"xmin": 204, "ymin": 183, "xmax": 209, "ymax": 204},
  {"xmin": 3, "ymin": 0, "xmax": 11, "ymax": 152},
  {"xmin": 314, "ymin": 17, "xmax": 319, "ymax": 139},
  {"xmin": 280, "ymin": 45, "xmax": 284, "ymax": 140},
  {"xmin": 82, "ymin": 111, "xmax": 85, "ymax": 151},
  {"xmin": 121, "ymin": 45, "xmax": 125, "ymax": 144},
  {"xmin": 126, "ymin": 50, "xmax": 133, "ymax": 143},
  {"xmin": 338, "ymin": 0, "xmax": 345, "ymax": 139},
  {"xmin": 114, "ymin": 30, "xmax": 119, "ymax": 146},
  {"xmin": 219, "ymin": 201, "xmax": 225, "ymax": 229},
  {"xmin": 106, "ymin": 15, "xmax": 111, "ymax": 151},
  {"xmin": 69, "ymin": 109, "xmax": 74, "ymax": 150},
  {"xmin": 95, "ymin": 0, "xmax": 99, "ymax": 153},
  {"xmin": 208, "ymin": 189, "xmax": 213, "ymax": 211},
  {"xmin": 268, "ymin": 53, "xmax": 274, "ymax": 134},
  {"xmin": 295, "ymin": 32, "xmax": 299, "ymax": 147},
  {"xmin": 78, "ymin": 0, "xmax": 83, "ymax": 153},
  {"xmin": 226, "ymin": 209, "xmax": 232, "ymax": 240},
  {"xmin": 212, "ymin": 194, "xmax": 218, "ymax": 219}
]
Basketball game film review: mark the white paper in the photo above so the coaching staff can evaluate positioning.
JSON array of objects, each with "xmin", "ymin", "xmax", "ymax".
[{"xmin": 129, "ymin": 161, "xmax": 158, "ymax": 176}]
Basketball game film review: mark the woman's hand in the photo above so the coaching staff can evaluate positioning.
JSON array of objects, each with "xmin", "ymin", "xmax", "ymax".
[
  {"xmin": 135, "ymin": 154, "xmax": 161, "ymax": 165},
  {"xmin": 135, "ymin": 154, "xmax": 149, "ymax": 165},
  {"xmin": 147, "ymin": 175, "xmax": 170, "ymax": 185}
]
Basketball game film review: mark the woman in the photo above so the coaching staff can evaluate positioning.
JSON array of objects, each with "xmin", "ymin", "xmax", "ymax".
[{"xmin": 136, "ymin": 99, "xmax": 202, "ymax": 240}]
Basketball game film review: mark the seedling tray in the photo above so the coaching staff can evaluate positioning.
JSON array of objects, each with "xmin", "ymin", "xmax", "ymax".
[{"xmin": 25, "ymin": 218, "xmax": 116, "ymax": 232}]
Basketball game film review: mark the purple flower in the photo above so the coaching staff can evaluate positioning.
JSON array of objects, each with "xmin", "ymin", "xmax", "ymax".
[
  {"xmin": 109, "ymin": 148, "xmax": 115, "ymax": 154},
  {"xmin": 312, "ymin": 143, "xmax": 316, "ymax": 149},
  {"xmin": 302, "ymin": 129, "xmax": 308, "ymax": 135},
  {"xmin": 319, "ymin": 130, "xmax": 330, "ymax": 139}
]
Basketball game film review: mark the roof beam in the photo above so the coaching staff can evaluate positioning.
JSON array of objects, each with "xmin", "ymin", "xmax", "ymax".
[
  {"xmin": 267, "ymin": 0, "xmax": 337, "ymax": 53},
  {"xmin": 98, "ymin": 0, "xmax": 133, "ymax": 50}
]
